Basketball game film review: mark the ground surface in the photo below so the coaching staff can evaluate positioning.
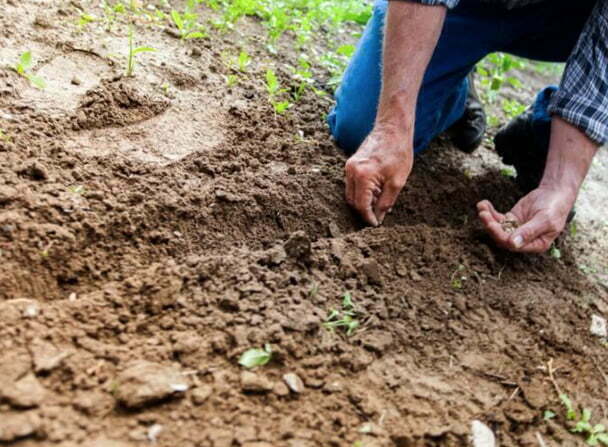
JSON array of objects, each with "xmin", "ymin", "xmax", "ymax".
[{"xmin": 0, "ymin": 1, "xmax": 607, "ymax": 446}]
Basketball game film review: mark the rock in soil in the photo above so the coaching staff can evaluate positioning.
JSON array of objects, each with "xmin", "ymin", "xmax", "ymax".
[
  {"xmin": 29, "ymin": 338, "xmax": 70, "ymax": 373},
  {"xmin": 282, "ymin": 373, "xmax": 305, "ymax": 394},
  {"xmin": 471, "ymin": 420, "xmax": 496, "ymax": 447},
  {"xmin": 590, "ymin": 314, "xmax": 607, "ymax": 337},
  {"xmin": 241, "ymin": 371, "xmax": 274, "ymax": 393},
  {"xmin": 2, "ymin": 374, "xmax": 47, "ymax": 408},
  {"xmin": 114, "ymin": 361, "xmax": 189, "ymax": 408},
  {"xmin": 0, "ymin": 411, "xmax": 41, "ymax": 442}
]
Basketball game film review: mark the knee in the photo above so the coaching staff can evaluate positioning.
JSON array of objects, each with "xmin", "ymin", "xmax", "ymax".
[{"xmin": 327, "ymin": 105, "xmax": 371, "ymax": 156}]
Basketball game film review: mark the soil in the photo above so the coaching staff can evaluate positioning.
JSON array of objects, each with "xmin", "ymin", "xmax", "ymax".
[{"xmin": 0, "ymin": 1, "xmax": 607, "ymax": 446}]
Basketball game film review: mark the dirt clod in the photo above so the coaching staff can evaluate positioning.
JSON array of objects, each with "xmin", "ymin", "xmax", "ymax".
[
  {"xmin": 241, "ymin": 371, "xmax": 274, "ymax": 393},
  {"xmin": 0, "ymin": 411, "xmax": 41, "ymax": 442},
  {"xmin": 113, "ymin": 361, "xmax": 189, "ymax": 408},
  {"xmin": 3, "ymin": 374, "xmax": 46, "ymax": 408}
]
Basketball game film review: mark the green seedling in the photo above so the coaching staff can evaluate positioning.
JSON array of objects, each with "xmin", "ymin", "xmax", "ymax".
[
  {"xmin": 501, "ymin": 98, "xmax": 527, "ymax": 119},
  {"xmin": 125, "ymin": 28, "xmax": 156, "ymax": 77},
  {"xmin": 569, "ymin": 221, "xmax": 578, "ymax": 238},
  {"xmin": 0, "ymin": 129, "xmax": 10, "ymax": 142},
  {"xmin": 476, "ymin": 53, "xmax": 524, "ymax": 102},
  {"xmin": 237, "ymin": 51, "xmax": 251, "ymax": 72},
  {"xmin": 239, "ymin": 344, "xmax": 272, "ymax": 368},
  {"xmin": 450, "ymin": 264, "xmax": 467, "ymax": 290},
  {"xmin": 68, "ymin": 185, "xmax": 85, "ymax": 195},
  {"xmin": 77, "ymin": 13, "xmax": 96, "ymax": 29},
  {"xmin": 550, "ymin": 245, "xmax": 561, "ymax": 259},
  {"xmin": 560, "ymin": 394, "xmax": 608, "ymax": 445},
  {"xmin": 170, "ymin": 9, "xmax": 206, "ymax": 39},
  {"xmin": 14, "ymin": 51, "xmax": 46, "ymax": 89},
  {"xmin": 225, "ymin": 74, "xmax": 238, "ymax": 87},
  {"xmin": 324, "ymin": 292, "xmax": 360, "ymax": 336},
  {"xmin": 265, "ymin": 69, "xmax": 291, "ymax": 114},
  {"xmin": 500, "ymin": 167, "xmax": 516, "ymax": 178}
]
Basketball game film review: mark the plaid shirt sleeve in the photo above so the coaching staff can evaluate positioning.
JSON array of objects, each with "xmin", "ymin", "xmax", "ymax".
[
  {"xmin": 547, "ymin": 0, "xmax": 608, "ymax": 145},
  {"xmin": 387, "ymin": 0, "xmax": 460, "ymax": 8}
]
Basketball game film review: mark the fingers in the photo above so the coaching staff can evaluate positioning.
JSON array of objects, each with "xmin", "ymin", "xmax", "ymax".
[
  {"xmin": 477, "ymin": 200, "xmax": 505, "ymax": 223},
  {"xmin": 374, "ymin": 178, "xmax": 405, "ymax": 224},
  {"xmin": 509, "ymin": 214, "xmax": 556, "ymax": 253},
  {"xmin": 353, "ymin": 180, "xmax": 379, "ymax": 226}
]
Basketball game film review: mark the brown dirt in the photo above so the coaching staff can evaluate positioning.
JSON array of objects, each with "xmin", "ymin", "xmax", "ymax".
[{"xmin": 1, "ymin": 1, "xmax": 607, "ymax": 446}]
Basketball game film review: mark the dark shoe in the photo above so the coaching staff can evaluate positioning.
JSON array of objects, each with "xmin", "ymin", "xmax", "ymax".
[
  {"xmin": 494, "ymin": 109, "xmax": 576, "ymax": 222},
  {"xmin": 494, "ymin": 108, "xmax": 548, "ymax": 195},
  {"xmin": 448, "ymin": 72, "xmax": 487, "ymax": 153}
]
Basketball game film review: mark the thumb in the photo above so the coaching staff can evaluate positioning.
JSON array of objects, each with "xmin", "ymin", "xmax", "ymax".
[
  {"xmin": 374, "ymin": 179, "xmax": 405, "ymax": 225},
  {"xmin": 509, "ymin": 214, "xmax": 550, "ymax": 250}
]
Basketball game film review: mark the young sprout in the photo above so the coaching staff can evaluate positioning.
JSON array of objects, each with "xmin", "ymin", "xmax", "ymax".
[
  {"xmin": 238, "ymin": 344, "xmax": 272, "ymax": 369},
  {"xmin": 126, "ymin": 27, "xmax": 156, "ymax": 77},
  {"xmin": 559, "ymin": 394, "xmax": 608, "ymax": 445},
  {"xmin": 170, "ymin": 9, "xmax": 207, "ymax": 39},
  {"xmin": 323, "ymin": 292, "xmax": 360, "ymax": 336},
  {"xmin": 225, "ymin": 74, "xmax": 238, "ymax": 87},
  {"xmin": 14, "ymin": 51, "xmax": 46, "ymax": 89},
  {"xmin": 237, "ymin": 51, "xmax": 251, "ymax": 72},
  {"xmin": 265, "ymin": 69, "xmax": 291, "ymax": 115}
]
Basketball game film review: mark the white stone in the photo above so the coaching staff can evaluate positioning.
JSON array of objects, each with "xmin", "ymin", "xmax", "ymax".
[
  {"xmin": 590, "ymin": 314, "xmax": 607, "ymax": 338},
  {"xmin": 471, "ymin": 420, "xmax": 496, "ymax": 447},
  {"xmin": 147, "ymin": 424, "xmax": 163, "ymax": 444}
]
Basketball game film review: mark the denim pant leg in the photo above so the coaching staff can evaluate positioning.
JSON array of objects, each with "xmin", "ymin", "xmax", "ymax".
[{"xmin": 327, "ymin": 0, "xmax": 498, "ymax": 156}]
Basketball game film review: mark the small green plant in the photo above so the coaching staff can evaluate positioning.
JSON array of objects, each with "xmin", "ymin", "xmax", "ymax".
[
  {"xmin": 237, "ymin": 51, "xmax": 251, "ymax": 72},
  {"xmin": 14, "ymin": 51, "xmax": 46, "ymax": 89},
  {"xmin": 550, "ymin": 245, "xmax": 561, "ymax": 259},
  {"xmin": 500, "ymin": 167, "xmax": 516, "ymax": 178},
  {"xmin": 323, "ymin": 292, "xmax": 360, "ymax": 336},
  {"xmin": 476, "ymin": 53, "xmax": 524, "ymax": 102},
  {"xmin": 225, "ymin": 74, "xmax": 238, "ymax": 87},
  {"xmin": 501, "ymin": 98, "xmax": 527, "ymax": 119},
  {"xmin": 0, "ymin": 129, "xmax": 10, "ymax": 142},
  {"xmin": 265, "ymin": 69, "xmax": 291, "ymax": 114},
  {"xmin": 239, "ymin": 344, "xmax": 272, "ymax": 368},
  {"xmin": 450, "ymin": 264, "xmax": 467, "ymax": 290},
  {"xmin": 170, "ymin": 8, "xmax": 206, "ymax": 39},
  {"xmin": 560, "ymin": 394, "xmax": 608, "ymax": 445},
  {"xmin": 125, "ymin": 28, "xmax": 156, "ymax": 77},
  {"xmin": 68, "ymin": 185, "xmax": 86, "ymax": 195}
]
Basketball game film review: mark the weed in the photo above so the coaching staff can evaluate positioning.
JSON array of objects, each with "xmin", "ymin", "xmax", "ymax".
[
  {"xmin": 225, "ymin": 74, "xmax": 238, "ymax": 87},
  {"xmin": 500, "ymin": 167, "xmax": 516, "ymax": 178},
  {"xmin": 501, "ymin": 98, "xmax": 527, "ymax": 119},
  {"xmin": 14, "ymin": 51, "xmax": 46, "ymax": 89},
  {"xmin": 450, "ymin": 264, "xmax": 467, "ymax": 290},
  {"xmin": 237, "ymin": 51, "xmax": 251, "ymax": 72},
  {"xmin": 125, "ymin": 27, "xmax": 156, "ymax": 77},
  {"xmin": 323, "ymin": 292, "xmax": 360, "ymax": 336},
  {"xmin": 239, "ymin": 344, "xmax": 272, "ymax": 368},
  {"xmin": 171, "ymin": 2, "xmax": 207, "ymax": 39},
  {"xmin": 0, "ymin": 129, "xmax": 10, "ymax": 142},
  {"xmin": 476, "ymin": 53, "xmax": 524, "ymax": 103},
  {"xmin": 560, "ymin": 394, "xmax": 608, "ymax": 445},
  {"xmin": 265, "ymin": 69, "xmax": 291, "ymax": 114},
  {"xmin": 550, "ymin": 245, "xmax": 561, "ymax": 259},
  {"xmin": 569, "ymin": 221, "xmax": 578, "ymax": 238}
]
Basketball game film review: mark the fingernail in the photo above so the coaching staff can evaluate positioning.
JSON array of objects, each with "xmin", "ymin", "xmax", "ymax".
[{"xmin": 513, "ymin": 235, "xmax": 524, "ymax": 248}]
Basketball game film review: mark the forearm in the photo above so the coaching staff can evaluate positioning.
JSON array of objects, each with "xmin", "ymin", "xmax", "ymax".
[
  {"xmin": 375, "ymin": 2, "xmax": 446, "ymax": 134},
  {"xmin": 540, "ymin": 117, "xmax": 599, "ymax": 196}
]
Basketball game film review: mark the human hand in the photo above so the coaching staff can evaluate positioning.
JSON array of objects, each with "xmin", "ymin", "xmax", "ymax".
[
  {"xmin": 477, "ymin": 185, "xmax": 576, "ymax": 253},
  {"xmin": 344, "ymin": 128, "xmax": 413, "ymax": 226}
]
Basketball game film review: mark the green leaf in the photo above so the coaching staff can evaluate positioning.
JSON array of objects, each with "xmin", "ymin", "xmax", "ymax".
[
  {"xmin": 265, "ymin": 69, "xmax": 279, "ymax": 94},
  {"xmin": 273, "ymin": 100, "xmax": 291, "ymax": 114},
  {"xmin": 560, "ymin": 394, "xmax": 577, "ymax": 420},
  {"xmin": 26, "ymin": 74, "xmax": 46, "ymax": 89},
  {"xmin": 336, "ymin": 44, "xmax": 355, "ymax": 57},
  {"xmin": 238, "ymin": 348, "xmax": 271, "ymax": 368},
  {"xmin": 171, "ymin": 10, "xmax": 184, "ymax": 30},
  {"xmin": 582, "ymin": 409, "xmax": 593, "ymax": 423},
  {"xmin": 573, "ymin": 420, "xmax": 592, "ymax": 433},
  {"xmin": 595, "ymin": 433, "xmax": 608, "ymax": 445},
  {"xmin": 20, "ymin": 51, "xmax": 33, "ymax": 70},
  {"xmin": 544, "ymin": 410, "xmax": 556, "ymax": 420},
  {"xmin": 185, "ymin": 31, "xmax": 206, "ymax": 39},
  {"xmin": 594, "ymin": 424, "xmax": 607, "ymax": 434},
  {"xmin": 133, "ymin": 46, "xmax": 156, "ymax": 54}
]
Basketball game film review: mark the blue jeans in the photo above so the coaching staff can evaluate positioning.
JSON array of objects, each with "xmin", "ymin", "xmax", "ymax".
[{"xmin": 328, "ymin": 0, "xmax": 596, "ymax": 155}]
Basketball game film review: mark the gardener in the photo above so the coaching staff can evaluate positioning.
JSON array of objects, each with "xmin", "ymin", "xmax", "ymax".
[{"xmin": 328, "ymin": 0, "xmax": 606, "ymax": 253}]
